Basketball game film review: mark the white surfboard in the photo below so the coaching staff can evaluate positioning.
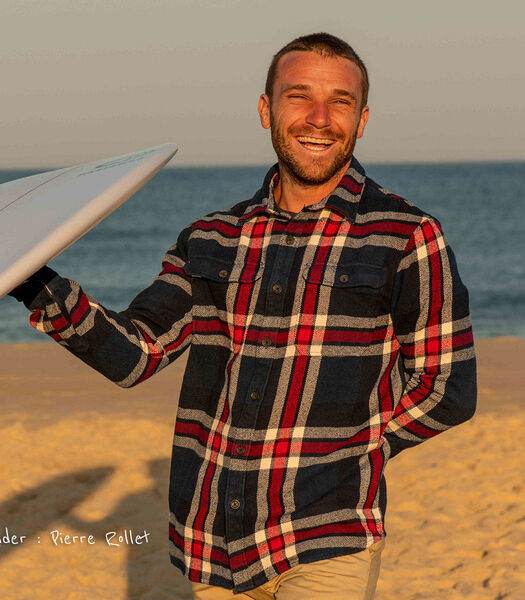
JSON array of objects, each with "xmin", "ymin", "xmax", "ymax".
[{"xmin": 0, "ymin": 143, "xmax": 177, "ymax": 299}]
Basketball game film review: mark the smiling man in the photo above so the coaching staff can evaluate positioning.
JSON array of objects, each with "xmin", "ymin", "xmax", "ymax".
[
  {"xmin": 9, "ymin": 33, "xmax": 476, "ymax": 600},
  {"xmin": 258, "ymin": 41, "xmax": 369, "ymax": 212}
]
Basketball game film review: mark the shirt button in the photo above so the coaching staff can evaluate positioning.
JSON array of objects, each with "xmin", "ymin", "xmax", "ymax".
[
  {"xmin": 230, "ymin": 498, "xmax": 241, "ymax": 510},
  {"xmin": 339, "ymin": 273, "xmax": 349, "ymax": 283},
  {"xmin": 285, "ymin": 234, "xmax": 295, "ymax": 245},
  {"xmin": 218, "ymin": 269, "xmax": 228, "ymax": 278},
  {"xmin": 261, "ymin": 337, "xmax": 272, "ymax": 347},
  {"xmin": 272, "ymin": 283, "xmax": 282, "ymax": 294},
  {"xmin": 250, "ymin": 391, "xmax": 260, "ymax": 401},
  {"xmin": 235, "ymin": 445, "xmax": 246, "ymax": 456}
]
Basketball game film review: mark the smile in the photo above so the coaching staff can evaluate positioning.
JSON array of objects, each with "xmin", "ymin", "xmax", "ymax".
[{"xmin": 296, "ymin": 136, "xmax": 335, "ymax": 152}]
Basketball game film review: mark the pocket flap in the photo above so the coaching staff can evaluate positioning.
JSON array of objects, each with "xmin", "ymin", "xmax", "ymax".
[
  {"xmin": 303, "ymin": 262, "xmax": 386, "ymax": 289},
  {"xmin": 184, "ymin": 255, "xmax": 263, "ymax": 283}
]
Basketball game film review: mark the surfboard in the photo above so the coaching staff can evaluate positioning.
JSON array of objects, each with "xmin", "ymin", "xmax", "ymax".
[{"xmin": 0, "ymin": 143, "xmax": 177, "ymax": 299}]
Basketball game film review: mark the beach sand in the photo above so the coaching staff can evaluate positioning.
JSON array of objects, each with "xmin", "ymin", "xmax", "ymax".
[{"xmin": 0, "ymin": 337, "xmax": 523, "ymax": 599}]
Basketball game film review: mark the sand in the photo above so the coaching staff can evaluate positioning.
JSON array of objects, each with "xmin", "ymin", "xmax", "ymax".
[{"xmin": 0, "ymin": 337, "xmax": 523, "ymax": 599}]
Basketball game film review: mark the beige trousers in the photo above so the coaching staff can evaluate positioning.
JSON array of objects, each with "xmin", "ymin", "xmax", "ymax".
[{"xmin": 191, "ymin": 537, "xmax": 385, "ymax": 600}]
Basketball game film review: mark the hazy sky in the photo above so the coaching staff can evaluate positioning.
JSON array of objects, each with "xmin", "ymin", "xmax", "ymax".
[{"xmin": 1, "ymin": 0, "xmax": 524, "ymax": 167}]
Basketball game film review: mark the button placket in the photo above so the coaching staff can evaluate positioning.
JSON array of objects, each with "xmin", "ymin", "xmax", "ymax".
[
  {"xmin": 224, "ymin": 217, "xmax": 302, "ymax": 560},
  {"xmin": 259, "ymin": 224, "xmax": 300, "ymax": 347},
  {"xmin": 224, "ymin": 373, "xmax": 270, "ymax": 549}
]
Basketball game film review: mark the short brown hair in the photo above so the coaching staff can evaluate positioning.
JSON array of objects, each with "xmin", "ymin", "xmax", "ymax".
[{"xmin": 265, "ymin": 32, "xmax": 369, "ymax": 110}]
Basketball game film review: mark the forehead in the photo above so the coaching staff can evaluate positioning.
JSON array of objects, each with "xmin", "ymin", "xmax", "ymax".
[{"xmin": 273, "ymin": 50, "xmax": 363, "ymax": 98}]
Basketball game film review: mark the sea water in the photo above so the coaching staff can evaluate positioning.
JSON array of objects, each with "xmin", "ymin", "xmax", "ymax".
[{"xmin": 1, "ymin": 161, "xmax": 523, "ymax": 342}]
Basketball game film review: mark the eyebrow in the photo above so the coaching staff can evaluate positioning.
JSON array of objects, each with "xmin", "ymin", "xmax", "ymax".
[
  {"xmin": 332, "ymin": 88, "xmax": 358, "ymax": 102},
  {"xmin": 282, "ymin": 84, "xmax": 358, "ymax": 103}
]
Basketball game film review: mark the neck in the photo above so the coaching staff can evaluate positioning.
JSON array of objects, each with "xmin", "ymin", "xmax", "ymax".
[{"xmin": 274, "ymin": 159, "xmax": 352, "ymax": 213}]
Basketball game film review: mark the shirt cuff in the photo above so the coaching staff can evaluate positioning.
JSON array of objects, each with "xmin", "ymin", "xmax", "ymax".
[{"xmin": 7, "ymin": 265, "xmax": 59, "ymax": 309}]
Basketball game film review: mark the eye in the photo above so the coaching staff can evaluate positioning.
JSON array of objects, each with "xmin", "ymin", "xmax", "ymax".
[{"xmin": 333, "ymin": 99, "xmax": 351, "ymax": 106}]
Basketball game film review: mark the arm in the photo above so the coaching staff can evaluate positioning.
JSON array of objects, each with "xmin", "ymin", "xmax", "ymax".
[
  {"xmin": 384, "ymin": 217, "xmax": 477, "ymax": 459},
  {"xmin": 10, "ymin": 225, "xmax": 193, "ymax": 388}
]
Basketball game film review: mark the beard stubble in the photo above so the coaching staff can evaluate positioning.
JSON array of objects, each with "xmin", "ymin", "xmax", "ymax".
[{"xmin": 269, "ymin": 113, "xmax": 358, "ymax": 187}]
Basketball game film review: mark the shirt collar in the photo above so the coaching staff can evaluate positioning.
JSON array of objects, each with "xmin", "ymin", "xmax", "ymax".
[{"xmin": 239, "ymin": 155, "xmax": 367, "ymax": 223}]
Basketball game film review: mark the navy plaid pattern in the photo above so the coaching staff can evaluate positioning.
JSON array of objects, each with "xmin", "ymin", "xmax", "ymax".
[{"xmin": 26, "ymin": 156, "xmax": 476, "ymax": 593}]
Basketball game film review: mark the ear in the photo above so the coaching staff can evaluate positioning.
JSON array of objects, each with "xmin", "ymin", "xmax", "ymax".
[
  {"xmin": 356, "ymin": 105, "xmax": 369, "ymax": 139},
  {"xmin": 258, "ymin": 94, "xmax": 271, "ymax": 130}
]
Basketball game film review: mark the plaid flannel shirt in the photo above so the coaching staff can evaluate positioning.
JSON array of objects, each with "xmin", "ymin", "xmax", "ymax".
[{"xmin": 26, "ymin": 156, "xmax": 477, "ymax": 593}]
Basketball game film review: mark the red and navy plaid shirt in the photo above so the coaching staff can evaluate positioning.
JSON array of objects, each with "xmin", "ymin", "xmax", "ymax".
[{"xmin": 27, "ymin": 156, "xmax": 476, "ymax": 593}]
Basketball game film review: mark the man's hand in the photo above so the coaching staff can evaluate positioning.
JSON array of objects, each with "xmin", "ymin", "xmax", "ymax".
[{"xmin": 7, "ymin": 265, "xmax": 58, "ymax": 309}]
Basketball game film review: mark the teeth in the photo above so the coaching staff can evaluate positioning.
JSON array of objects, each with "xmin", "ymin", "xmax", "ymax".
[{"xmin": 297, "ymin": 136, "xmax": 333, "ymax": 145}]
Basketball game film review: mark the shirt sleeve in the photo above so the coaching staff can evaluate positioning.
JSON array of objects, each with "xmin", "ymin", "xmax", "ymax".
[
  {"xmin": 384, "ymin": 216, "xmax": 477, "ymax": 459},
  {"xmin": 25, "ymin": 225, "xmax": 193, "ymax": 388}
]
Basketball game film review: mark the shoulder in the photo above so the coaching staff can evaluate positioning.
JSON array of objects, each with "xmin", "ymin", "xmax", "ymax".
[
  {"xmin": 361, "ymin": 175, "xmax": 428, "ymax": 219},
  {"xmin": 358, "ymin": 174, "xmax": 443, "ymax": 238},
  {"xmin": 177, "ymin": 198, "xmax": 255, "ymax": 259},
  {"xmin": 188, "ymin": 198, "xmax": 254, "ymax": 231}
]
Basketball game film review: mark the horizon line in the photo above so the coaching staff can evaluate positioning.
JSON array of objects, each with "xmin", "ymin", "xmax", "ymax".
[{"xmin": 1, "ymin": 157, "xmax": 524, "ymax": 173}]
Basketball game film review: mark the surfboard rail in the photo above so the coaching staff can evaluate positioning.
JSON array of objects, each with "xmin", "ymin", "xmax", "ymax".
[{"xmin": 0, "ymin": 143, "xmax": 178, "ymax": 299}]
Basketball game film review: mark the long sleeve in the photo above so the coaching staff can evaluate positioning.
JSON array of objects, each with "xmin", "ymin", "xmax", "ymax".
[
  {"xmin": 25, "ymin": 225, "xmax": 193, "ymax": 387},
  {"xmin": 384, "ymin": 216, "xmax": 477, "ymax": 458}
]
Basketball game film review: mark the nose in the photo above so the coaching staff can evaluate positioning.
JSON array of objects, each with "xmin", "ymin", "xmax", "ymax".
[{"xmin": 305, "ymin": 101, "xmax": 331, "ymax": 129}]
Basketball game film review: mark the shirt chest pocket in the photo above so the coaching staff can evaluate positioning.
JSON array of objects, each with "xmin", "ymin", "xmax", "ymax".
[
  {"xmin": 184, "ymin": 254, "xmax": 264, "ymax": 313},
  {"xmin": 302, "ymin": 261, "xmax": 387, "ymax": 320}
]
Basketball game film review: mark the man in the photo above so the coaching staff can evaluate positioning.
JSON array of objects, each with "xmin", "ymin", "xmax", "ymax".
[{"xmin": 9, "ymin": 33, "xmax": 477, "ymax": 599}]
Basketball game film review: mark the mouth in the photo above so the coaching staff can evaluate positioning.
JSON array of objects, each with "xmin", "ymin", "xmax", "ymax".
[{"xmin": 295, "ymin": 136, "xmax": 335, "ymax": 153}]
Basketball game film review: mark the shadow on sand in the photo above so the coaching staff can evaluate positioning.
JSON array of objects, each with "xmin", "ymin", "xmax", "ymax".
[{"xmin": 0, "ymin": 459, "xmax": 193, "ymax": 599}]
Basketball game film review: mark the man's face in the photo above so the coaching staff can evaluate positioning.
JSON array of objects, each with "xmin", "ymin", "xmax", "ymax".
[{"xmin": 258, "ymin": 51, "xmax": 369, "ymax": 186}]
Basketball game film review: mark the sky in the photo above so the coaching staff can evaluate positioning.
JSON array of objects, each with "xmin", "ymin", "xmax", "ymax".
[{"xmin": 1, "ymin": 0, "xmax": 524, "ymax": 168}]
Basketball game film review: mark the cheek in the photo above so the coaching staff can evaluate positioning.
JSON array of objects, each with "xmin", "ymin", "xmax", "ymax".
[
  {"xmin": 273, "ymin": 106, "xmax": 308, "ymax": 130},
  {"xmin": 338, "ymin": 111, "xmax": 359, "ymax": 132}
]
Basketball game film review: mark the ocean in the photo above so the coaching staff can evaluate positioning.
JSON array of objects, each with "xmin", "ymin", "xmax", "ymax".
[{"xmin": 1, "ymin": 161, "xmax": 524, "ymax": 342}]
